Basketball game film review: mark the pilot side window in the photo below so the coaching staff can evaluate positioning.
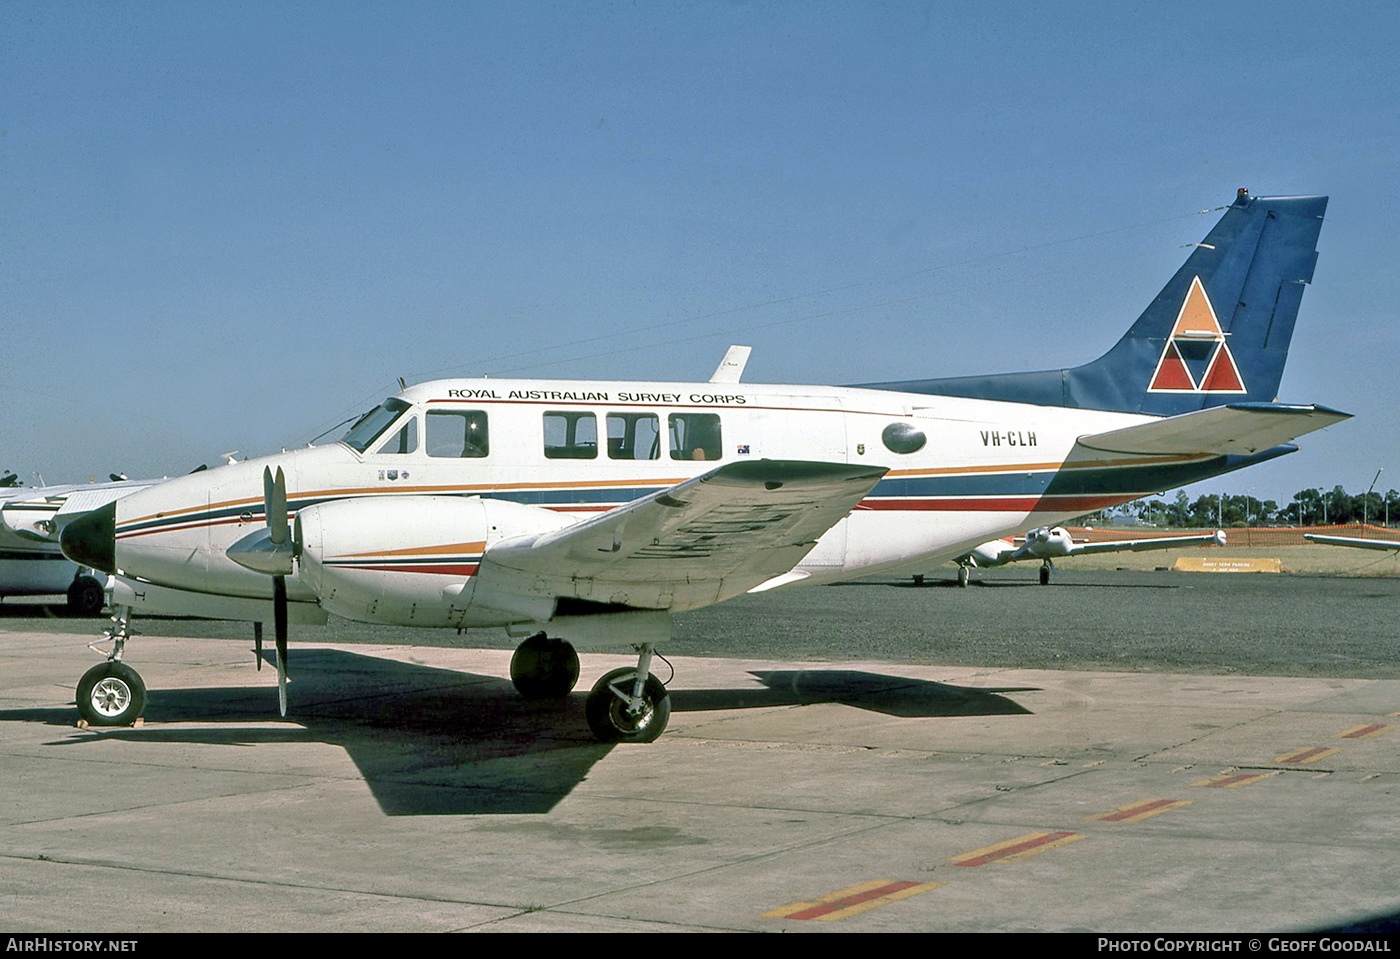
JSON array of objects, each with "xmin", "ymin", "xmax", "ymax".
[
  {"xmin": 426, "ymin": 410, "xmax": 489, "ymax": 458},
  {"xmin": 543, "ymin": 411, "xmax": 597, "ymax": 459},
  {"xmin": 341, "ymin": 397, "xmax": 411, "ymax": 453},
  {"xmin": 607, "ymin": 412, "xmax": 660, "ymax": 460},
  {"xmin": 375, "ymin": 417, "xmax": 418, "ymax": 455},
  {"xmin": 668, "ymin": 413, "xmax": 722, "ymax": 461}
]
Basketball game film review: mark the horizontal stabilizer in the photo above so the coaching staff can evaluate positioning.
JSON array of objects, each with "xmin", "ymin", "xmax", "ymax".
[
  {"xmin": 1077, "ymin": 403, "xmax": 1350, "ymax": 457},
  {"xmin": 478, "ymin": 459, "xmax": 886, "ymax": 611}
]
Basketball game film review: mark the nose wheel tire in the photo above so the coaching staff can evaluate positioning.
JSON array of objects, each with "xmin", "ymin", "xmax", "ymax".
[
  {"xmin": 585, "ymin": 667, "xmax": 671, "ymax": 743},
  {"xmin": 76, "ymin": 662, "xmax": 147, "ymax": 726}
]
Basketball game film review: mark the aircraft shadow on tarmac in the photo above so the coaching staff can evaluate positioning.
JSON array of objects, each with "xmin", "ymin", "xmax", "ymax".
[{"xmin": 7, "ymin": 649, "xmax": 1037, "ymax": 817}]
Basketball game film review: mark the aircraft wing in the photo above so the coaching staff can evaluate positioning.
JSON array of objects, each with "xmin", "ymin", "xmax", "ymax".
[
  {"xmin": 475, "ymin": 459, "xmax": 887, "ymax": 612},
  {"xmin": 1067, "ymin": 530, "xmax": 1226, "ymax": 555},
  {"xmin": 1077, "ymin": 403, "xmax": 1351, "ymax": 457},
  {"xmin": 1304, "ymin": 534, "xmax": 1400, "ymax": 552}
]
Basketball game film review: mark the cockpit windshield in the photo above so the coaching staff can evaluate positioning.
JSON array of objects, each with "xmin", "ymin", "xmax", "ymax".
[{"xmin": 341, "ymin": 398, "xmax": 412, "ymax": 453}]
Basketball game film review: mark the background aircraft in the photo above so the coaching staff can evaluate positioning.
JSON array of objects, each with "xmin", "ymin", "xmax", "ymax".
[
  {"xmin": 1, "ymin": 476, "xmax": 157, "ymax": 614},
  {"xmin": 947, "ymin": 526, "xmax": 1226, "ymax": 586}
]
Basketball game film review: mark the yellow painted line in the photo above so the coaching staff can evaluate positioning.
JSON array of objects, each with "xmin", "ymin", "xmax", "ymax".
[
  {"xmin": 949, "ymin": 830, "xmax": 1086, "ymax": 867},
  {"xmin": 1275, "ymin": 746, "xmax": 1340, "ymax": 765},
  {"xmin": 763, "ymin": 879, "xmax": 943, "ymax": 921},
  {"xmin": 1334, "ymin": 724, "xmax": 1394, "ymax": 740},
  {"xmin": 1087, "ymin": 798, "xmax": 1192, "ymax": 823},
  {"xmin": 1189, "ymin": 771, "xmax": 1279, "ymax": 788}
]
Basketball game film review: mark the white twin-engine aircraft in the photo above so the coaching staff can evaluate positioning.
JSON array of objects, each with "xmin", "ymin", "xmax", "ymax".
[
  {"xmin": 951, "ymin": 526, "xmax": 1227, "ymax": 587},
  {"xmin": 61, "ymin": 190, "xmax": 1348, "ymax": 742}
]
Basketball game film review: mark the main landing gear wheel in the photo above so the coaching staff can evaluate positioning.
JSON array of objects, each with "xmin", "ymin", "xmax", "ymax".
[
  {"xmin": 509, "ymin": 634, "xmax": 580, "ymax": 699},
  {"xmin": 76, "ymin": 661, "xmax": 147, "ymax": 726},
  {"xmin": 585, "ymin": 667, "xmax": 671, "ymax": 743},
  {"xmin": 957, "ymin": 566, "xmax": 970, "ymax": 588},
  {"xmin": 67, "ymin": 576, "xmax": 105, "ymax": 617}
]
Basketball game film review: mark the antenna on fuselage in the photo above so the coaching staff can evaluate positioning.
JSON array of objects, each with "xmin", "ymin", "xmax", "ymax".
[{"xmin": 710, "ymin": 345, "xmax": 752, "ymax": 384}]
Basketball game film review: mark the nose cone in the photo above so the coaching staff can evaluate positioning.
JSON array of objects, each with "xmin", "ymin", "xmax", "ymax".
[{"xmin": 60, "ymin": 501, "xmax": 116, "ymax": 573}]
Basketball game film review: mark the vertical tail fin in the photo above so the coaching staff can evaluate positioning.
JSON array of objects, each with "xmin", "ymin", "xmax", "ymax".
[{"xmin": 865, "ymin": 190, "xmax": 1327, "ymax": 415}]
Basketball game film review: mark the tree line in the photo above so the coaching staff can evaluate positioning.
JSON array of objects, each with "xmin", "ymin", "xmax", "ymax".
[{"xmin": 1087, "ymin": 486, "xmax": 1400, "ymax": 529}]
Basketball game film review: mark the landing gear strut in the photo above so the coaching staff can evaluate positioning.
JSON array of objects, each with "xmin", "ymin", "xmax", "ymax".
[
  {"xmin": 585, "ymin": 644, "xmax": 671, "ymax": 743},
  {"xmin": 509, "ymin": 633, "xmax": 580, "ymax": 699},
  {"xmin": 76, "ymin": 606, "xmax": 146, "ymax": 726}
]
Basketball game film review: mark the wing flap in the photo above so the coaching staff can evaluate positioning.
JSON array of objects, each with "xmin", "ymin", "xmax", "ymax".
[
  {"xmin": 477, "ymin": 459, "xmax": 886, "ymax": 611},
  {"xmin": 1078, "ymin": 403, "xmax": 1350, "ymax": 456}
]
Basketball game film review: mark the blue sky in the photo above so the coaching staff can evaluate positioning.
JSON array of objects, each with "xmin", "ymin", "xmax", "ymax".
[{"xmin": 3, "ymin": 1, "xmax": 1397, "ymax": 507}]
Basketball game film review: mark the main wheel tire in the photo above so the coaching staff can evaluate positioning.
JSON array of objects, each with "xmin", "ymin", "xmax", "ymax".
[
  {"xmin": 1039, "ymin": 565, "xmax": 1051, "ymax": 585},
  {"xmin": 76, "ymin": 662, "xmax": 147, "ymax": 726},
  {"xmin": 585, "ymin": 667, "xmax": 671, "ymax": 743},
  {"xmin": 957, "ymin": 566, "xmax": 970, "ymax": 588},
  {"xmin": 509, "ymin": 634, "xmax": 580, "ymax": 699},
  {"xmin": 67, "ymin": 576, "xmax": 106, "ymax": 617}
]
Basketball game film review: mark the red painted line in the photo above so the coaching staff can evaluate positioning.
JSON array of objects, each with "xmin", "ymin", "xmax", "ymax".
[
  {"xmin": 1279, "ymin": 746, "xmax": 1333, "ymax": 764},
  {"xmin": 1097, "ymin": 799, "xmax": 1179, "ymax": 822},
  {"xmin": 784, "ymin": 881, "xmax": 923, "ymax": 921},
  {"xmin": 1204, "ymin": 774, "xmax": 1259, "ymax": 788},
  {"xmin": 1339, "ymin": 724, "xmax": 1388, "ymax": 739},
  {"xmin": 954, "ymin": 831, "xmax": 1079, "ymax": 867}
]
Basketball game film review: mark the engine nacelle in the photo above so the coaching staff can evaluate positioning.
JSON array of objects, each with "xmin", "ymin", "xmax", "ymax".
[
  {"xmin": 296, "ymin": 495, "xmax": 575, "ymax": 627},
  {"xmin": 967, "ymin": 539, "xmax": 1014, "ymax": 567}
]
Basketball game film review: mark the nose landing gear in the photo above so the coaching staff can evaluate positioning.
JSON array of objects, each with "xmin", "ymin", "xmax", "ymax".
[{"xmin": 75, "ymin": 606, "xmax": 146, "ymax": 726}]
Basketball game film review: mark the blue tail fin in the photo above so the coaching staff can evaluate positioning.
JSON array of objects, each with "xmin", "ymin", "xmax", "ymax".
[{"xmin": 865, "ymin": 190, "xmax": 1327, "ymax": 415}]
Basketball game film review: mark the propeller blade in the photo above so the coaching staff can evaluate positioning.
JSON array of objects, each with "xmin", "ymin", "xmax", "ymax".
[
  {"xmin": 264, "ymin": 466, "xmax": 289, "ymax": 547},
  {"xmin": 274, "ymin": 574, "xmax": 288, "ymax": 717}
]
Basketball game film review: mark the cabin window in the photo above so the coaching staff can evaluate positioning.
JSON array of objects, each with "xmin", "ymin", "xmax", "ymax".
[
  {"xmin": 668, "ymin": 413, "xmax": 722, "ymax": 461},
  {"xmin": 426, "ymin": 410, "xmax": 489, "ymax": 458},
  {"xmin": 341, "ymin": 398, "xmax": 412, "ymax": 453},
  {"xmin": 543, "ymin": 411, "xmax": 598, "ymax": 459},
  {"xmin": 607, "ymin": 412, "xmax": 660, "ymax": 460},
  {"xmin": 375, "ymin": 417, "xmax": 418, "ymax": 455}
]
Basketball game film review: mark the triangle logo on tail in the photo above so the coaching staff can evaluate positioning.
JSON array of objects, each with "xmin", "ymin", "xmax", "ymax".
[{"xmin": 1148, "ymin": 276, "xmax": 1247, "ymax": 394}]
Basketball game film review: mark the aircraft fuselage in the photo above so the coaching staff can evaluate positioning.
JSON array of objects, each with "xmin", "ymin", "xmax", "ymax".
[{"xmin": 82, "ymin": 376, "xmax": 1279, "ymax": 628}]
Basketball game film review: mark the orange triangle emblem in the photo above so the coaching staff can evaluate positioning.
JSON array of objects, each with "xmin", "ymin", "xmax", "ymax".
[
  {"xmin": 1171, "ymin": 277, "xmax": 1225, "ymax": 338},
  {"xmin": 1148, "ymin": 276, "xmax": 1247, "ymax": 394}
]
